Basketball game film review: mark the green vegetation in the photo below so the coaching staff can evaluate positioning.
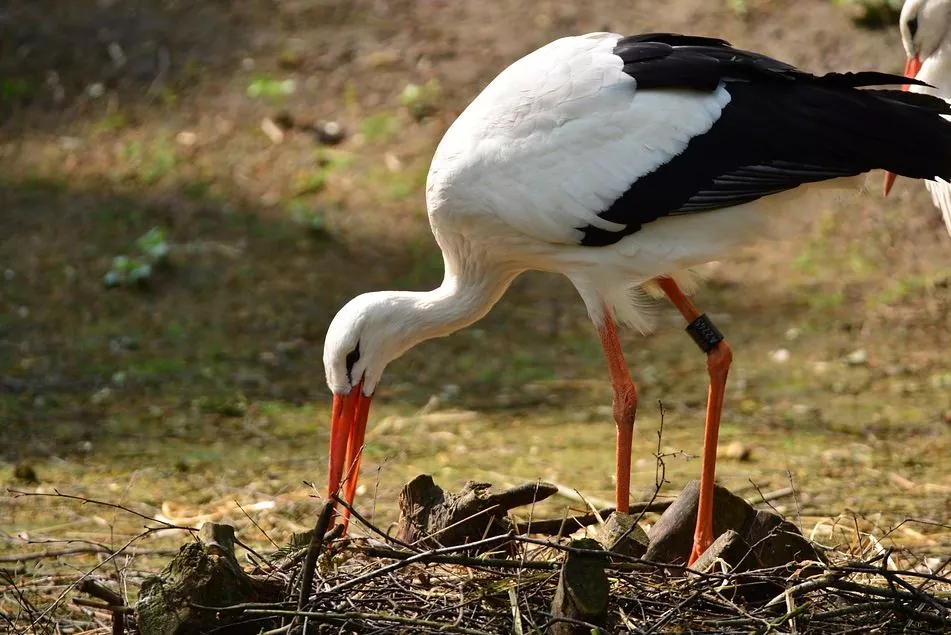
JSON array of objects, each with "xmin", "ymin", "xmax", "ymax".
[
  {"xmin": 103, "ymin": 228, "xmax": 170, "ymax": 288},
  {"xmin": 246, "ymin": 75, "xmax": 297, "ymax": 101}
]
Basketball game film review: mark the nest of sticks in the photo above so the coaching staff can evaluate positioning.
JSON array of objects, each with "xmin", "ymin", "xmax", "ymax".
[{"xmin": 4, "ymin": 477, "xmax": 951, "ymax": 635}]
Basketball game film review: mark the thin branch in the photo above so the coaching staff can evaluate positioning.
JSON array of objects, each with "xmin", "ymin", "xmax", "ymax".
[
  {"xmin": 365, "ymin": 547, "xmax": 559, "ymax": 570},
  {"xmin": 7, "ymin": 489, "xmax": 192, "ymax": 531},
  {"xmin": 231, "ymin": 607, "xmax": 494, "ymax": 635},
  {"xmin": 296, "ymin": 500, "xmax": 335, "ymax": 611},
  {"xmin": 0, "ymin": 546, "xmax": 178, "ymax": 563}
]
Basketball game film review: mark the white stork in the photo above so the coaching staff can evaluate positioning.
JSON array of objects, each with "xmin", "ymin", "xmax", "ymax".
[
  {"xmin": 884, "ymin": 0, "xmax": 951, "ymax": 235},
  {"xmin": 323, "ymin": 32, "xmax": 951, "ymax": 564}
]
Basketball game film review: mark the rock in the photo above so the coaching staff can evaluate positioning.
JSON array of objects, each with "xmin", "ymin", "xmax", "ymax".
[
  {"xmin": 769, "ymin": 348, "xmax": 790, "ymax": 363},
  {"xmin": 312, "ymin": 120, "xmax": 346, "ymax": 145},
  {"xmin": 598, "ymin": 512, "xmax": 648, "ymax": 557},
  {"xmin": 273, "ymin": 111, "xmax": 295, "ymax": 130},
  {"xmin": 846, "ymin": 349, "xmax": 868, "ymax": 366},
  {"xmin": 718, "ymin": 441, "xmax": 752, "ymax": 462},
  {"xmin": 13, "ymin": 463, "xmax": 39, "ymax": 484},
  {"xmin": 136, "ymin": 523, "xmax": 283, "ymax": 635},
  {"xmin": 548, "ymin": 538, "xmax": 609, "ymax": 635},
  {"xmin": 175, "ymin": 131, "xmax": 198, "ymax": 147},
  {"xmin": 260, "ymin": 117, "xmax": 285, "ymax": 144}
]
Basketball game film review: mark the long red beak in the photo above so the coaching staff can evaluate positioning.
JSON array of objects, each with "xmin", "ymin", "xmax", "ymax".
[
  {"xmin": 884, "ymin": 55, "xmax": 924, "ymax": 197},
  {"xmin": 328, "ymin": 381, "xmax": 373, "ymax": 530}
]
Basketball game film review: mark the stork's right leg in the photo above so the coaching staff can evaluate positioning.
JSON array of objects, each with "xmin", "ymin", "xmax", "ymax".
[
  {"xmin": 655, "ymin": 276, "xmax": 733, "ymax": 565},
  {"xmin": 597, "ymin": 309, "xmax": 637, "ymax": 513}
]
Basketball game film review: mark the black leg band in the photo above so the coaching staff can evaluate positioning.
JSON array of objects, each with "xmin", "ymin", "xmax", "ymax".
[{"xmin": 686, "ymin": 314, "xmax": 724, "ymax": 354}]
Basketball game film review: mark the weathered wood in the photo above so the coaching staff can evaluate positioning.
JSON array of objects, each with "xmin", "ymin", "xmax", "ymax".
[
  {"xmin": 548, "ymin": 538, "xmax": 609, "ymax": 635},
  {"xmin": 645, "ymin": 480, "xmax": 756, "ymax": 566},
  {"xmin": 644, "ymin": 480, "xmax": 824, "ymax": 573},
  {"xmin": 597, "ymin": 512, "xmax": 649, "ymax": 557},
  {"xmin": 745, "ymin": 509, "xmax": 825, "ymax": 572},
  {"xmin": 135, "ymin": 523, "xmax": 283, "ymax": 635},
  {"xmin": 690, "ymin": 529, "xmax": 758, "ymax": 573},
  {"xmin": 395, "ymin": 475, "xmax": 558, "ymax": 550},
  {"xmin": 688, "ymin": 529, "xmax": 782, "ymax": 605}
]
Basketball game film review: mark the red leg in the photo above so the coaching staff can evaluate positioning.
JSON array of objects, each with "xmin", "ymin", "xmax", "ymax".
[
  {"xmin": 655, "ymin": 277, "xmax": 733, "ymax": 565},
  {"xmin": 597, "ymin": 309, "xmax": 638, "ymax": 514}
]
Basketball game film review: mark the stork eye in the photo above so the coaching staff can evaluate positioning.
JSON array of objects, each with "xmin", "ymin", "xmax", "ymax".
[
  {"xmin": 908, "ymin": 15, "xmax": 919, "ymax": 39},
  {"xmin": 345, "ymin": 343, "xmax": 361, "ymax": 384}
]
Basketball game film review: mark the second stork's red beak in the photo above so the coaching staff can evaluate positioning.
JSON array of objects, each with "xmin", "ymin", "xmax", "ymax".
[
  {"xmin": 328, "ymin": 381, "xmax": 373, "ymax": 529},
  {"xmin": 884, "ymin": 55, "xmax": 924, "ymax": 196}
]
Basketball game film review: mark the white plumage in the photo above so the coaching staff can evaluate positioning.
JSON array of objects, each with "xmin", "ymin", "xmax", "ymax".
[
  {"xmin": 322, "ymin": 31, "xmax": 951, "ymax": 565},
  {"xmin": 427, "ymin": 34, "xmax": 779, "ymax": 330},
  {"xmin": 886, "ymin": 0, "xmax": 951, "ymax": 235}
]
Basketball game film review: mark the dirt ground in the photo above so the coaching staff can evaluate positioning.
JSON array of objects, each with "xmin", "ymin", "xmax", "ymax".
[{"xmin": 1, "ymin": 0, "xmax": 950, "ymax": 624}]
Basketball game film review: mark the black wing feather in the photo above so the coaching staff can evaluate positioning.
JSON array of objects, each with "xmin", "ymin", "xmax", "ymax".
[{"xmin": 578, "ymin": 33, "xmax": 951, "ymax": 246}]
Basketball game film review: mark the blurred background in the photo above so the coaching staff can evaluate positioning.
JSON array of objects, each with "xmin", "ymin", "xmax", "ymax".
[{"xmin": 1, "ymin": 0, "xmax": 949, "ymax": 571}]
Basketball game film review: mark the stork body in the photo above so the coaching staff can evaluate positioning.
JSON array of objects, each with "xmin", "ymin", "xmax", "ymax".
[
  {"xmin": 884, "ymin": 0, "xmax": 951, "ymax": 234},
  {"xmin": 324, "ymin": 32, "xmax": 951, "ymax": 565}
]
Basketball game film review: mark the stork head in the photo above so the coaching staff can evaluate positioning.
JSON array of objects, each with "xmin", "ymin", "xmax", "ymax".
[
  {"xmin": 322, "ymin": 290, "xmax": 437, "ymax": 521},
  {"xmin": 900, "ymin": 0, "xmax": 951, "ymax": 65},
  {"xmin": 324, "ymin": 292, "xmax": 418, "ymax": 397},
  {"xmin": 884, "ymin": 0, "xmax": 951, "ymax": 196}
]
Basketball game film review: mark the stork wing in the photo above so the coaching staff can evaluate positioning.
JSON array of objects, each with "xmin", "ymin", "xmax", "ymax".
[
  {"xmin": 429, "ymin": 33, "xmax": 951, "ymax": 247},
  {"xmin": 580, "ymin": 35, "xmax": 951, "ymax": 246}
]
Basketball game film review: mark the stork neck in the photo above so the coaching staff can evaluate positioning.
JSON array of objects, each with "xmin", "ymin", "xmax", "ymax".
[
  {"xmin": 920, "ymin": 47, "xmax": 951, "ymax": 98},
  {"xmin": 409, "ymin": 265, "xmax": 517, "ymax": 342}
]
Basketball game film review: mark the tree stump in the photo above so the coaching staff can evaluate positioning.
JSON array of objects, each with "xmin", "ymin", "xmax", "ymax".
[
  {"xmin": 548, "ymin": 538, "xmax": 609, "ymax": 635},
  {"xmin": 135, "ymin": 523, "xmax": 283, "ymax": 635}
]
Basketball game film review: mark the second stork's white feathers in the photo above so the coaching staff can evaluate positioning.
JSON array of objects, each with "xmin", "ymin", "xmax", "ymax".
[{"xmin": 900, "ymin": 0, "xmax": 951, "ymax": 235}]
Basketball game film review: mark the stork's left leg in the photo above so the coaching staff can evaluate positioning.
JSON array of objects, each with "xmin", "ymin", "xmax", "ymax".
[
  {"xmin": 655, "ymin": 276, "xmax": 733, "ymax": 566},
  {"xmin": 597, "ymin": 309, "xmax": 638, "ymax": 514}
]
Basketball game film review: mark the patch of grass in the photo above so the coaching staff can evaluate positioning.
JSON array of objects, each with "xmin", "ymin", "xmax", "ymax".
[
  {"xmin": 194, "ymin": 394, "xmax": 249, "ymax": 417},
  {"xmin": 832, "ymin": 0, "xmax": 901, "ymax": 29},
  {"xmin": 182, "ymin": 180, "xmax": 214, "ymax": 200},
  {"xmin": 368, "ymin": 164, "xmax": 428, "ymax": 202},
  {"xmin": 140, "ymin": 143, "xmax": 178, "ymax": 185},
  {"xmin": 0, "ymin": 78, "xmax": 33, "ymax": 107},
  {"xmin": 118, "ymin": 139, "xmax": 178, "ymax": 185},
  {"xmin": 293, "ymin": 170, "xmax": 328, "ymax": 196},
  {"xmin": 292, "ymin": 149, "xmax": 354, "ymax": 198},
  {"xmin": 870, "ymin": 273, "xmax": 948, "ymax": 306},
  {"xmin": 91, "ymin": 112, "xmax": 129, "ymax": 135},
  {"xmin": 361, "ymin": 112, "xmax": 399, "ymax": 143},
  {"xmin": 246, "ymin": 76, "xmax": 296, "ymax": 102},
  {"xmin": 129, "ymin": 356, "xmax": 187, "ymax": 378},
  {"xmin": 103, "ymin": 227, "xmax": 170, "ymax": 288},
  {"xmin": 399, "ymin": 79, "xmax": 442, "ymax": 121},
  {"xmin": 286, "ymin": 200, "xmax": 332, "ymax": 237}
]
